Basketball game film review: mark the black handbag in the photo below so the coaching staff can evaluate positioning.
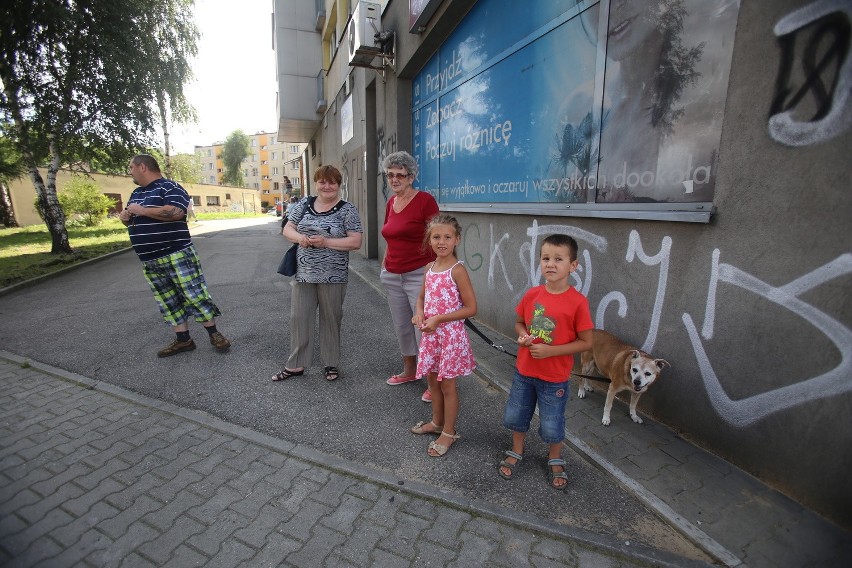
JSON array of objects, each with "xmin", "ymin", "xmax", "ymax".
[{"xmin": 277, "ymin": 243, "xmax": 298, "ymax": 276}]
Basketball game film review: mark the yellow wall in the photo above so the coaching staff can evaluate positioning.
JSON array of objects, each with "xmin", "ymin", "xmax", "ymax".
[{"xmin": 8, "ymin": 169, "xmax": 262, "ymax": 227}]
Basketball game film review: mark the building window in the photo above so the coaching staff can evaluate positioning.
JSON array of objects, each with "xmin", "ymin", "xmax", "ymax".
[
  {"xmin": 291, "ymin": 145, "xmax": 299, "ymax": 153},
  {"xmin": 207, "ymin": 149, "xmax": 212, "ymax": 157},
  {"xmin": 209, "ymin": 176, "xmax": 216, "ymax": 184},
  {"xmin": 225, "ymin": 193, "xmax": 231, "ymax": 200},
  {"xmin": 253, "ymin": 183, "xmax": 259, "ymax": 189},
  {"xmin": 208, "ymin": 163, "xmax": 213, "ymax": 170},
  {"xmin": 273, "ymin": 182, "xmax": 279, "ymax": 191},
  {"xmin": 272, "ymin": 152, "xmax": 277, "ymax": 160},
  {"xmin": 272, "ymin": 167, "xmax": 278, "ymax": 175},
  {"xmin": 191, "ymin": 195, "xmax": 201, "ymax": 205},
  {"xmin": 252, "ymin": 154, "xmax": 258, "ymax": 161},
  {"xmin": 251, "ymin": 139, "xmax": 257, "ymax": 146},
  {"xmin": 263, "ymin": 189, "xmax": 270, "ymax": 194},
  {"xmin": 206, "ymin": 196, "xmax": 220, "ymax": 206}
]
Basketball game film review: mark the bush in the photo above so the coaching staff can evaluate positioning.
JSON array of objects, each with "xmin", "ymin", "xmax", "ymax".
[{"xmin": 58, "ymin": 175, "xmax": 116, "ymax": 226}]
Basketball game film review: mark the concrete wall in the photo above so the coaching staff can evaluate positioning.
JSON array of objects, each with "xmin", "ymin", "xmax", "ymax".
[
  {"xmin": 8, "ymin": 170, "xmax": 262, "ymax": 227},
  {"xmin": 298, "ymin": 0, "xmax": 851, "ymax": 526}
]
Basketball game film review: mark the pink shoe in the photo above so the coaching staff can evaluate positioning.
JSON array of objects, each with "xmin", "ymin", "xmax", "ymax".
[
  {"xmin": 421, "ymin": 389, "xmax": 432, "ymax": 403},
  {"xmin": 386, "ymin": 374, "xmax": 420, "ymax": 385}
]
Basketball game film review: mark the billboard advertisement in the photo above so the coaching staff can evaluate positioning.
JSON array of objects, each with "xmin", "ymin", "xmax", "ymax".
[{"xmin": 411, "ymin": 0, "xmax": 740, "ymax": 209}]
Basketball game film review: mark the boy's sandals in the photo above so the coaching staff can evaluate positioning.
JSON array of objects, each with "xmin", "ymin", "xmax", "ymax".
[
  {"xmin": 498, "ymin": 450, "xmax": 523, "ymax": 480},
  {"xmin": 548, "ymin": 458, "xmax": 569, "ymax": 490},
  {"xmin": 271, "ymin": 368, "xmax": 304, "ymax": 381},
  {"xmin": 324, "ymin": 366, "xmax": 340, "ymax": 381},
  {"xmin": 410, "ymin": 421, "xmax": 442, "ymax": 435},
  {"xmin": 427, "ymin": 431, "xmax": 460, "ymax": 457}
]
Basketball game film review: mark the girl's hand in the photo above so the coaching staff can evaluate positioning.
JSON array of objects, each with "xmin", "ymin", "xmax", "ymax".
[{"xmin": 420, "ymin": 316, "xmax": 439, "ymax": 333}]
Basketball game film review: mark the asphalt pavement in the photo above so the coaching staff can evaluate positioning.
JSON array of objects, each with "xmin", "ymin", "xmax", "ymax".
[{"xmin": 0, "ymin": 217, "xmax": 849, "ymax": 567}]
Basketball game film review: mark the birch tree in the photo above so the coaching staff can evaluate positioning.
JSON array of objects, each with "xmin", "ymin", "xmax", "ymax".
[{"xmin": 0, "ymin": 0, "xmax": 198, "ymax": 253}]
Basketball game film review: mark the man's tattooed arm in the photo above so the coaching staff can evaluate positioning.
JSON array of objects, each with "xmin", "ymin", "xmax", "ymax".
[{"xmin": 156, "ymin": 206, "xmax": 184, "ymax": 220}]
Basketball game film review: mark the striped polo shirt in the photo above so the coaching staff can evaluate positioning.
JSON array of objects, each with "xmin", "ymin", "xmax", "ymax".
[{"xmin": 127, "ymin": 178, "xmax": 192, "ymax": 262}]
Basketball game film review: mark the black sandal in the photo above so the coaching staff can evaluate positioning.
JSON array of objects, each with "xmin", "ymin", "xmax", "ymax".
[
  {"xmin": 271, "ymin": 368, "xmax": 304, "ymax": 381},
  {"xmin": 324, "ymin": 366, "xmax": 340, "ymax": 381}
]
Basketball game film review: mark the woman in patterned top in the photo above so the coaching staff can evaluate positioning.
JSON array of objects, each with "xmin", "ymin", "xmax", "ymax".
[{"xmin": 272, "ymin": 165, "xmax": 363, "ymax": 382}]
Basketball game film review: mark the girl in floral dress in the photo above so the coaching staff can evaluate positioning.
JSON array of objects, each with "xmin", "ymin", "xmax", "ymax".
[{"xmin": 409, "ymin": 213, "xmax": 477, "ymax": 457}]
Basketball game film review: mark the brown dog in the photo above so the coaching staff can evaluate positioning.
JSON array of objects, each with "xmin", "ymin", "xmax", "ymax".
[{"xmin": 578, "ymin": 329, "xmax": 670, "ymax": 425}]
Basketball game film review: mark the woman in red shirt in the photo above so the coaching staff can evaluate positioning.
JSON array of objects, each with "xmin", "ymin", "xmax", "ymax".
[{"xmin": 380, "ymin": 151, "xmax": 440, "ymax": 402}]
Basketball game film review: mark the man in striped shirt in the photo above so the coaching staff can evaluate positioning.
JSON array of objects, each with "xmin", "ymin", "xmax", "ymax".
[{"xmin": 120, "ymin": 154, "xmax": 231, "ymax": 357}]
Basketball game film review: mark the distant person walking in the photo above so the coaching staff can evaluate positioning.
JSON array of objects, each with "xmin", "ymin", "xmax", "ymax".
[{"xmin": 120, "ymin": 154, "xmax": 231, "ymax": 357}]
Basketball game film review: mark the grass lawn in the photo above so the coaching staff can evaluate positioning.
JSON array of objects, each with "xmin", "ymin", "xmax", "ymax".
[{"xmin": 0, "ymin": 213, "xmax": 264, "ymax": 288}]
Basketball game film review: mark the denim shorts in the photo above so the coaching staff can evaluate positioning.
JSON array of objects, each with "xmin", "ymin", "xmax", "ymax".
[{"xmin": 502, "ymin": 370, "xmax": 570, "ymax": 444}]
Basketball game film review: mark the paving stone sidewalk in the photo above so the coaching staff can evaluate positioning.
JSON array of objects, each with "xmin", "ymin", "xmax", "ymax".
[{"xmin": 0, "ymin": 355, "xmax": 681, "ymax": 568}]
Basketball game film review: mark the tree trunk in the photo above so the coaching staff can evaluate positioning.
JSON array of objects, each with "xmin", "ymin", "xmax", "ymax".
[
  {"xmin": 0, "ymin": 181, "xmax": 18, "ymax": 227},
  {"xmin": 157, "ymin": 92, "xmax": 173, "ymax": 179},
  {"xmin": 31, "ymin": 141, "xmax": 72, "ymax": 254}
]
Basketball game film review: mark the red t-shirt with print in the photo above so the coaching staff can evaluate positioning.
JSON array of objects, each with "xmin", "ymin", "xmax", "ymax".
[{"xmin": 515, "ymin": 285, "xmax": 593, "ymax": 382}]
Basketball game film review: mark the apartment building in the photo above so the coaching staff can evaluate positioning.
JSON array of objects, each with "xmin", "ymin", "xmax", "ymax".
[{"xmin": 195, "ymin": 133, "xmax": 308, "ymax": 210}]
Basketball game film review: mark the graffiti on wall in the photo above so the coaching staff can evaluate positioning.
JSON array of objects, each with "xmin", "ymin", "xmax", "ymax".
[
  {"xmin": 684, "ymin": 251, "xmax": 852, "ymax": 427},
  {"xmin": 376, "ymin": 127, "xmax": 398, "ymax": 200},
  {"xmin": 769, "ymin": 0, "xmax": 852, "ymax": 146},
  {"xmin": 470, "ymin": 220, "xmax": 852, "ymax": 427}
]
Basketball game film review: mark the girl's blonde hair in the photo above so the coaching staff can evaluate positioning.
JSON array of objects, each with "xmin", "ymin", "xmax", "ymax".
[{"xmin": 422, "ymin": 213, "xmax": 462, "ymax": 252}]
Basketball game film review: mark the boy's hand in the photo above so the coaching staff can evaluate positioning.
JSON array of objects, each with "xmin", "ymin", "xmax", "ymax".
[
  {"xmin": 411, "ymin": 313, "xmax": 424, "ymax": 328},
  {"xmin": 527, "ymin": 343, "xmax": 551, "ymax": 359},
  {"xmin": 517, "ymin": 333, "xmax": 533, "ymax": 347}
]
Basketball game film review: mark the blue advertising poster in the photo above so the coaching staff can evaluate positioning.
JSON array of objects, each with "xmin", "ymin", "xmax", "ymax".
[{"xmin": 412, "ymin": 0, "xmax": 740, "ymax": 206}]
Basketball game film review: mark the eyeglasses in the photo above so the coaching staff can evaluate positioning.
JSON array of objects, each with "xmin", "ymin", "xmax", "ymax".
[{"xmin": 385, "ymin": 172, "xmax": 410, "ymax": 180}]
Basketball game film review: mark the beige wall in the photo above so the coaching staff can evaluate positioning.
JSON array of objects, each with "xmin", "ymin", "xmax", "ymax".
[{"xmin": 8, "ymin": 170, "xmax": 262, "ymax": 227}]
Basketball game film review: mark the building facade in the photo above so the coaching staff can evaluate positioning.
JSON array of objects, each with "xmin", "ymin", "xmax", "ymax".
[
  {"xmin": 195, "ymin": 133, "xmax": 308, "ymax": 211},
  {"xmin": 8, "ymin": 170, "xmax": 262, "ymax": 227},
  {"xmin": 273, "ymin": 0, "xmax": 852, "ymax": 528}
]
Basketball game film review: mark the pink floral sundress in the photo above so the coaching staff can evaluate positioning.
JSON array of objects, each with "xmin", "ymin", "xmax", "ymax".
[{"xmin": 415, "ymin": 261, "xmax": 476, "ymax": 380}]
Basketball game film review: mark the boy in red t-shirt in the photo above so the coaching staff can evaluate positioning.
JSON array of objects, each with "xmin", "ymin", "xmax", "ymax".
[{"xmin": 498, "ymin": 234, "xmax": 593, "ymax": 490}]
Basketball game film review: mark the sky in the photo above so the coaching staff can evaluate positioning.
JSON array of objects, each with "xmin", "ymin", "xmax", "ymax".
[{"xmin": 166, "ymin": 0, "xmax": 279, "ymax": 154}]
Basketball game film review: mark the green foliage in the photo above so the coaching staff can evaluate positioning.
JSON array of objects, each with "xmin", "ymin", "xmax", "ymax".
[
  {"xmin": 57, "ymin": 176, "xmax": 117, "ymax": 226},
  {"xmin": 0, "ymin": 136, "xmax": 26, "ymax": 183},
  {"xmin": 166, "ymin": 152, "xmax": 202, "ymax": 184},
  {"xmin": 0, "ymin": 0, "xmax": 199, "ymax": 251},
  {"xmin": 222, "ymin": 130, "xmax": 250, "ymax": 187}
]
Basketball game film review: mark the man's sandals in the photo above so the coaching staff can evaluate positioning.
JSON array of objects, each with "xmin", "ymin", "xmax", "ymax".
[
  {"xmin": 427, "ymin": 431, "xmax": 460, "ymax": 457},
  {"xmin": 271, "ymin": 368, "xmax": 304, "ymax": 381}
]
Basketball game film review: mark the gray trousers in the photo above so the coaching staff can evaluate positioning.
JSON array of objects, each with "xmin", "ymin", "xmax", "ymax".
[
  {"xmin": 380, "ymin": 266, "xmax": 427, "ymax": 357},
  {"xmin": 287, "ymin": 281, "xmax": 347, "ymax": 369}
]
